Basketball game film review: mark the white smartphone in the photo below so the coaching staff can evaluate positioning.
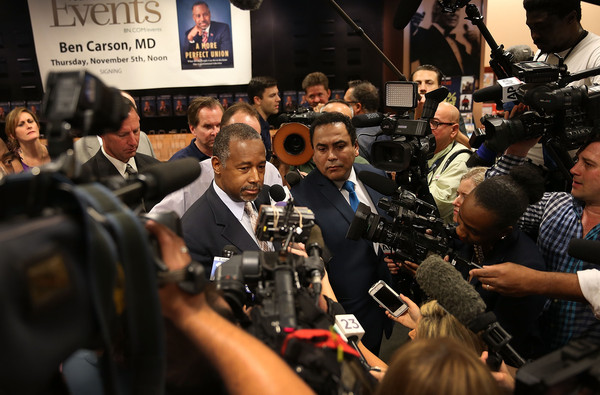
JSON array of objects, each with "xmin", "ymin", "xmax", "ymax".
[{"xmin": 368, "ymin": 280, "xmax": 409, "ymax": 317}]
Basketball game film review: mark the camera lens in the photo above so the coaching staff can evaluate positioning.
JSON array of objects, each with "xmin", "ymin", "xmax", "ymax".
[{"xmin": 283, "ymin": 134, "xmax": 306, "ymax": 155}]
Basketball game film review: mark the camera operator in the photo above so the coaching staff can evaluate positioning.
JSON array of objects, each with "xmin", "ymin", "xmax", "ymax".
[
  {"xmin": 427, "ymin": 102, "xmax": 472, "ymax": 224},
  {"xmin": 470, "ymin": 133, "xmax": 600, "ymax": 352},
  {"xmin": 145, "ymin": 219, "xmax": 315, "ymax": 395},
  {"xmin": 523, "ymin": 0, "xmax": 600, "ymax": 167}
]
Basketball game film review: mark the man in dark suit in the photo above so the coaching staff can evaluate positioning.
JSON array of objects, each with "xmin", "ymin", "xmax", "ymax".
[
  {"xmin": 290, "ymin": 112, "xmax": 393, "ymax": 353},
  {"xmin": 410, "ymin": 2, "xmax": 479, "ymax": 78},
  {"xmin": 182, "ymin": 1, "xmax": 233, "ymax": 68},
  {"xmin": 181, "ymin": 123, "xmax": 270, "ymax": 275},
  {"xmin": 81, "ymin": 99, "xmax": 160, "ymax": 209}
]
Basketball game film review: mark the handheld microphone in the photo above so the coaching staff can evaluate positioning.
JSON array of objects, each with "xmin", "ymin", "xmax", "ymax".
[
  {"xmin": 268, "ymin": 184, "xmax": 287, "ymax": 203},
  {"xmin": 568, "ymin": 238, "xmax": 600, "ymax": 264},
  {"xmin": 416, "ymin": 255, "xmax": 526, "ymax": 368},
  {"xmin": 112, "ymin": 158, "xmax": 201, "ymax": 205},
  {"xmin": 334, "ymin": 314, "xmax": 372, "ymax": 369},
  {"xmin": 473, "ymin": 77, "xmax": 524, "ymax": 103},
  {"xmin": 285, "ymin": 171, "xmax": 302, "ymax": 187},
  {"xmin": 358, "ymin": 170, "xmax": 397, "ymax": 196},
  {"xmin": 306, "ymin": 225, "xmax": 326, "ymax": 299},
  {"xmin": 352, "ymin": 112, "xmax": 384, "ymax": 128}
]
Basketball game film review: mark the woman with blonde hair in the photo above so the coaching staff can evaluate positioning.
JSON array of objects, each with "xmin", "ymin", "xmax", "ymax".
[
  {"xmin": 375, "ymin": 337, "xmax": 501, "ymax": 395},
  {"xmin": 5, "ymin": 107, "xmax": 50, "ymax": 170}
]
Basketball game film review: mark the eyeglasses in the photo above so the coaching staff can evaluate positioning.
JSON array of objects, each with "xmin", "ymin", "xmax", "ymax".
[{"xmin": 429, "ymin": 119, "xmax": 455, "ymax": 130}]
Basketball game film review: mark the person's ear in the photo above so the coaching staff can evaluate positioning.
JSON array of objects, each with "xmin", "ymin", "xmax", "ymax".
[
  {"xmin": 354, "ymin": 140, "xmax": 359, "ymax": 157},
  {"xmin": 450, "ymin": 124, "xmax": 459, "ymax": 139},
  {"xmin": 212, "ymin": 156, "xmax": 222, "ymax": 175},
  {"xmin": 355, "ymin": 102, "xmax": 363, "ymax": 115}
]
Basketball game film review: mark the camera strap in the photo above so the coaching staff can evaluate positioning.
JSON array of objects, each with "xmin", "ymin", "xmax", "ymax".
[{"xmin": 428, "ymin": 143, "xmax": 472, "ymax": 182}]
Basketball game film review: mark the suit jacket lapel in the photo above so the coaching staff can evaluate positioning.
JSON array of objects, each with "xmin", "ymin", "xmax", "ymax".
[
  {"xmin": 354, "ymin": 164, "xmax": 387, "ymax": 217},
  {"xmin": 312, "ymin": 170, "xmax": 356, "ymax": 224},
  {"xmin": 207, "ymin": 186, "xmax": 260, "ymax": 251}
]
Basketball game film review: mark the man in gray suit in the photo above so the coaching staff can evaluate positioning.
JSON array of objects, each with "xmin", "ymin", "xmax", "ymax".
[{"xmin": 74, "ymin": 91, "xmax": 156, "ymax": 163}]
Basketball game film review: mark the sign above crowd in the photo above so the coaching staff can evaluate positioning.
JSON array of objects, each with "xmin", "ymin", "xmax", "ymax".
[{"xmin": 27, "ymin": 0, "xmax": 252, "ymax": 90}]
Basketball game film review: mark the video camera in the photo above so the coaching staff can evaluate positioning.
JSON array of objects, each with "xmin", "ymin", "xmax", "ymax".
[
  {"xmin": 214, "ymin": 200, "xmax": 321, "ymax": 329},
  {"xmin": 0, "ymin": 71, "xmax": 203, "ymax": 394},
  {"xmin": 346, "ymin": 173, "xmax": 480, "ymax": 280},
  {"xmin": 470, "ymin": 60, "xmax": 600, "ymax": 163}
]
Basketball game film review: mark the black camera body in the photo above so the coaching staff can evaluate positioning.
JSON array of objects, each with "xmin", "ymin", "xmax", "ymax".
[
  {"xmin": 346, "ymin": 188, "xmax": 479, "ymax": 279},
  {"xmin": 471, "ymin": 60, "xmax": 600, "ymax": 154}
]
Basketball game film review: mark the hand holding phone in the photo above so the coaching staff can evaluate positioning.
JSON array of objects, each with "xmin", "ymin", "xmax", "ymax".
[{"xmin": 368, "ymin": 280, "xmax": 408, "ymax": 317}]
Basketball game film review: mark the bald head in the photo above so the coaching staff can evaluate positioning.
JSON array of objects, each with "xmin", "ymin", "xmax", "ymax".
[
  {"xmin": 431, "ymin": 102, "xmax": 460, "ymax": 154},
  {"xmin": 321, "ymin": 101, "xmax": 354, "ymax": 118}
]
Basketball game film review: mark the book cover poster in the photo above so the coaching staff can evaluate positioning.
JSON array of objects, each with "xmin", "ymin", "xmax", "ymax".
[
  {"xmin": 157, "ymin": 95, "xmax": 173, "ymax": 116},
  {"xmin": 141, "ymin": 96, "xmax": 157, "ymax": 118},
  {"xmin": 173, "ymin": 95, "xmax": 188, "ymax": 116},
  {"xmin": 282, "ymin": 91, "xmax": 298, "ymax": 112},
  {"xmin": 177, "ymin": 0, "xmax": 234, "ymax": 69}
]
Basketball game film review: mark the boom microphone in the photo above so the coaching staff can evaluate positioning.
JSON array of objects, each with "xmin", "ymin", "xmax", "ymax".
[
  {"xmin": 352, "ymin": 112, "xmax": 384, "ymax": 128},
  {"xmin": 416, "ymin": 255, "xmax": 526, "ymax": 368},
  {"xmin": 358, "ymin": 171, "xmax": 397, "ymax": 196},
  {"xmin": 306, "ymin": 225, "xmax": 326, "ymax": 298},
  {"xmin": 568, "ymin": 238, "xmax": 600, "ymax": 264}
]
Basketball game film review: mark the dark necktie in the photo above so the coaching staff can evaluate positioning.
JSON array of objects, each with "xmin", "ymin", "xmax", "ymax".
[
  {"xmin": 342, "ymin": 180, "xmax": 359, "ymax": 212},
  {"xmin": 125, "ymin": 163, "xmax": 137, "ymax": 178}
]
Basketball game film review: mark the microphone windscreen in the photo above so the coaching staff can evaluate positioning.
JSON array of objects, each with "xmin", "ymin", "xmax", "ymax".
[
  {"xmin": 143, "ymin": 158, "xmax": 201, "ymax": 199},
  {"xmin": 393, "ymin": 0, "xmax": 424, "ymax": 30},
  {"xmin": 352, "ymin": 113, "xmax": 384, "ymax": 128},
  {"xmin": 307, "ymin": 225, "xmax": 325, "ymax": 250},
  {"xmin": 416, "ymin": 254, "xmax": 487, "ymax": 326},
  {"xmin": 473, "ymin": 84, "xmax": 503, "ymax": 103},
  {"xmin": 568, "ymin": 238, "xmax": 600, "ymax": 264},
  {"xmin": 507, "ymin": 44, "xmax": 534, "ymax": 62},
  {"xmin": 285, "ymin": 171, "xmax": 302, "ymax": 187},
  {"xmin": 358, "ymin": 171, "xmax": 397, "ymax": 196},
  {"xmin": 268, "ymin": 184, "xmax": 287, "ymax": 202}
]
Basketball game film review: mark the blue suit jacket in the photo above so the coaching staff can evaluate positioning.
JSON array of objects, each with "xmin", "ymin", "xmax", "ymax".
[
  {"xmin": 291, "ymin": 164, "xmax": 393, "ymax": 352},
  {"xmin": 182, "ymin": 184, "xmax": 272, "ymax": 276}
]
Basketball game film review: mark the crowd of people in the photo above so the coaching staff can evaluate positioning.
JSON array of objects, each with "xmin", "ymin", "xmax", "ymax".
[{"xmin": 2, "ymin": 0, "xmax": 600, "ymax": 393}]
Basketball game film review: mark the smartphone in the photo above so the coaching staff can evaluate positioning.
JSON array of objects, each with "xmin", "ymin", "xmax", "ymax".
[{"xmin": 368, "ymin": 280, "xmax": 408, "ymax": 317}]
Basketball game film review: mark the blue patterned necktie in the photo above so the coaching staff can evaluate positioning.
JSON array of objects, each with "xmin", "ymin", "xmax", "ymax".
[{"xmin": 342, "ymin": 180, "xmax": 359, "ymax": 212}]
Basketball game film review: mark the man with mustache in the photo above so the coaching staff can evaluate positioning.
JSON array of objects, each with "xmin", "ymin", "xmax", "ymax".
[
  {"xmin": 290, "ymin": 112, "xmax": 393, "ymax": 354},
  {"xmin": 181, "ymin": 123, "xmax": 272, "ymax": 274}
]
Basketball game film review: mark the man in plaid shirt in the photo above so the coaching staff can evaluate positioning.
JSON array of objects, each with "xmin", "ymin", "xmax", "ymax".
[{"xmin": 470, "ymin": 134, "xmax": 600, "ymax": 352}]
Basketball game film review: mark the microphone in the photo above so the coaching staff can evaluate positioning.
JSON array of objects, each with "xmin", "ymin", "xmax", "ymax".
[
  {"xmin": 228, "ymin": 0, "xmax": 262, "ymax": 10},
  {"xmin": 112, "ymin": 158, "xmax": 201, "ymax": 205},
  {"xmin": 222, "ymin": 244, "xmax": 240, "ymax": 258},
  {"xmin": 473, "ymin": 77, "xmax": 524, "ymax": 103},
  {"xmin": 268, "ymin": 184, "xmax": 287, "ymax": 202},
  {"xmin": 568, "ymin": 238, "xmax": 600, "ymax": 264},
  {"xmin": 507, "ymin": 44, "xmax": 534, "ymax": 62},
  {"xmin": 393, "ymin": 0, "xmax": 423, "ymax": 30},
  {"xmin": 285, "ymin": 171, "xmax": 302, "ymax": 187},
  {"xmin": 334, "ymin": 314, "xmax": 373, "ymax": 369},
  {"xmin": 352, "ymin": 112, "xmax": 384, "ymax": 128},
  {"xmin": 306, "ymin": 225, "xmax": 326, "ymax": 298},
  {"xmin": 358, "ymin": 170, "xmax": 397, "ymax": 196},
  {"xmin": 416, "ymin": 255, "xmax": 526, "ymax": 368}
]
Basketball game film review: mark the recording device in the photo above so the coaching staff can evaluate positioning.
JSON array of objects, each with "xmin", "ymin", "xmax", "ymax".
[
  {"xmin": 368, "ymin": 280, "xmax": 408, "ymax": 317},
  {"xmin": 346, "ymin": 171, "xmax": 481, "ymax": 280},
  {"xmin": 334, "ymin": 313, "xmax": 381, "ymax": 372},
  {"xmin": 0, "ymin": 71, "xmax": 204, "ymax": 394},
  {"xmin": 416, "ymin": 255, "xmax": 526, "ymax": 368}
]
